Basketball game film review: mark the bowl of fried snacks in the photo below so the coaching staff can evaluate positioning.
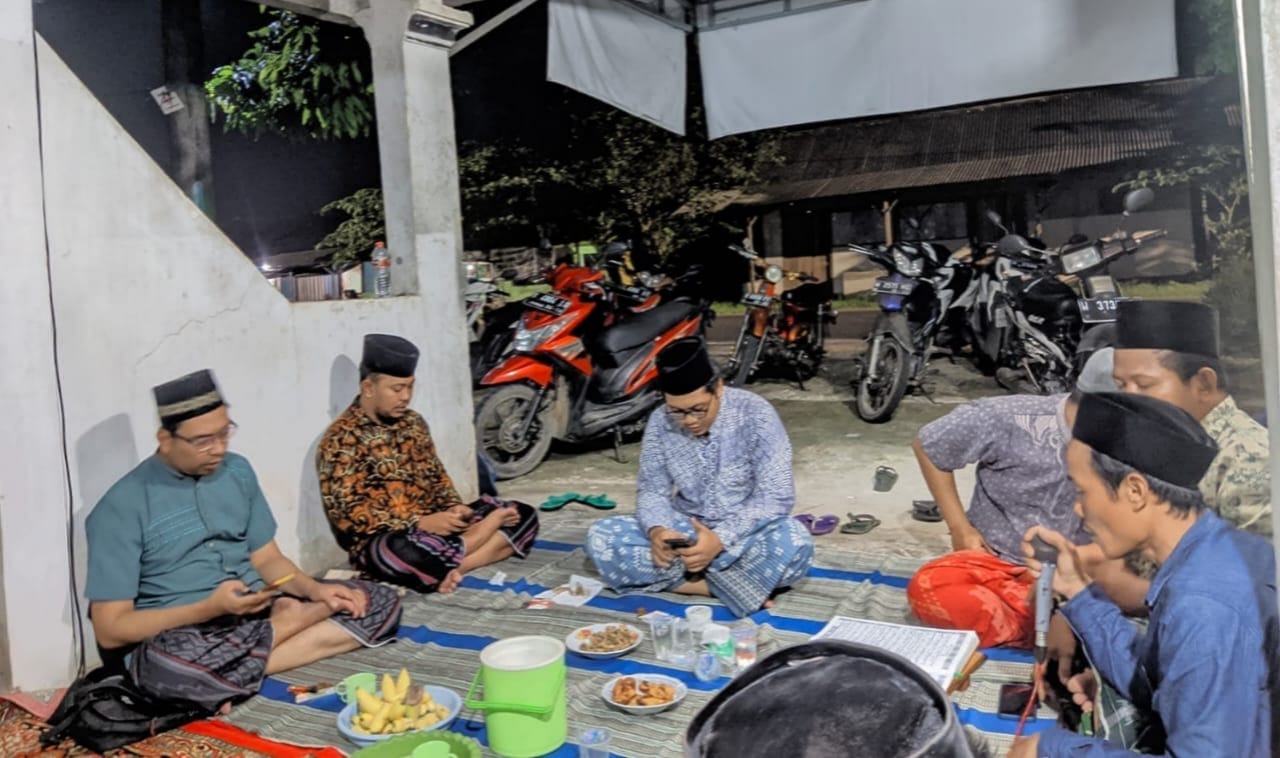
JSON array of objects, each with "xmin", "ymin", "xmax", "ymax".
[
  {"xmin": 600, "ymin": 674, "xmax": 687, "ymax": 715},
  {"xmin": 566, "ymin": 623, "xmax": 643, "ymax": 659}
]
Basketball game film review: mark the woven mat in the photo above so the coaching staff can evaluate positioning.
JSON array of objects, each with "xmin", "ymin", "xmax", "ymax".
[{"xmin": 223, "ymin": 520, "xmax": 1055, "ymax": 756}]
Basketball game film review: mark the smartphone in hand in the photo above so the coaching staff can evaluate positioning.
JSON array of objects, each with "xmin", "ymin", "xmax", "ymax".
[
  {"xmin": 997, "ymin": 683, "xmax": 1036, "ymax": 721},
  {"xmin": 664, "ymin": 537, "xmax": 695, "ymax": 549}
]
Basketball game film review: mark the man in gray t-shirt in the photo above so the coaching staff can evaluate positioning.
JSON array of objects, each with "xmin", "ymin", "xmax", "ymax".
[{"xmin": 906, "ymin": 392, "xmax": 1090, "ymax": 649}]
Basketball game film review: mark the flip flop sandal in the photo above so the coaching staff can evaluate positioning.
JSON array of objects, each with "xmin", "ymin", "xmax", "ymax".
[
  {"xmin": 810, "ymin": 514, "xmax": 840, "ymax": 536},
  {"xmin": 539, "ymin": 493, "xmax": 581, "ymax": 511},
  {"xmin": 840, "ymin": 513, "xmax": 881, "ymax": 535},
  {"xmin": 912, "ymin": 500, "xmax": 944, "ymax": 523},
  {"xmin": 793, "ymin": 514, "xmax": 815, "ymax": 531},
  {"xmin": 575, "ymin": 494, "xmax": 617, "ymax": 510}
]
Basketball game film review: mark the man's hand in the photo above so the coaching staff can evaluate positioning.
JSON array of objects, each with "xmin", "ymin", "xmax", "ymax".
[
  {"xmin": 677, "ymin": 519, "xmax": 724, "ymax": 574},
  {"xmin": 1046, "ymin": 611, "xmax": 1079, "ymax": 686},
  {"xmin": 648, "ymin": 527, "xmax": 684, "ymax": 569},
  {"xmin": 309, "ymin": 582, "xmax": 368, "ymax": 618},
  {"xmin": 1066, "ymin": 669, "xmax": 1099, "ymax": 715},
  {"xmin": 418, "ymin": 509, "xmax": 469, "ymax": 536},
  {"xmin": 208, "ymin": 580, "xmax": 275, "ymax": 617},
  {"xmin": 950, "ymin": 523, "xmax": 995, "ymax": 555},
  {"xmin": 1022, "ymin": 526, "xmax": 1089, "ymax": 600},
  {"xmin": 1006, "ymin": 733, "xmax": 1040, "ymax": 758}
]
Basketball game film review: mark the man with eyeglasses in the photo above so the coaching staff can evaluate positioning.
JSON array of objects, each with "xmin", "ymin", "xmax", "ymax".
[
  {"xmin": 585, "ymin": 337, "xmax": 814, "ymax": 617},
  {"xmin": 83, "ymin": 369, "xmax": 402, "ymax": 714}
]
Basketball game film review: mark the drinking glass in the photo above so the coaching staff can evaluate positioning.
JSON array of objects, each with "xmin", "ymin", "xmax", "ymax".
[
  {"xmin": 648, "ymin": 615, "xmax": 674, "ymax": 661},
  {"xmin": 668, "ymin": 619, "xmax": 696, "ymax": 669},
  {"xmin": 579, "ymin": 727, "xmax": 611, "ymax": 758}
]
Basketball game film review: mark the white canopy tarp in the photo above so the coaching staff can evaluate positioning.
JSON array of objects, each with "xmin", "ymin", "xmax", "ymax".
[{"xmin": 547, "ymin": 0, "xmax": 688, "ymax": 134}]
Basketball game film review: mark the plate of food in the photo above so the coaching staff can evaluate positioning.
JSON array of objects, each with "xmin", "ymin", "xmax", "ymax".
[
  {"xmin": 601, "ymin": 674, "xmax": 687, "ymax": 714},
  {"xmin": 565, "ymin": 623, "xmax": 643, "ymax": 659},
  {"xmin": 336, "ymin": 669, "xmax": 461, "ymax": 746}
]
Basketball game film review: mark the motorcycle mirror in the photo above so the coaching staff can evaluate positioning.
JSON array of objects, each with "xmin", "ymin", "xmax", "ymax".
[
  {"xmin": 996, "ymin": 233, "xmax": 1032, "ymax": 257},
  {"xmin": 1122, "ymin": 188, "xmax": 1155, "ymax": 215},
  {"xmin": 985, "ymin": 209, "xmax": 1008, "ymax": 233}
]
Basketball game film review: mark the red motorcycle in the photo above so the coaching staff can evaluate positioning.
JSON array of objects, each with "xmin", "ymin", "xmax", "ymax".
[{"xmin": 475, "ymin": 264, "xmax": 711, "ymax": 479}]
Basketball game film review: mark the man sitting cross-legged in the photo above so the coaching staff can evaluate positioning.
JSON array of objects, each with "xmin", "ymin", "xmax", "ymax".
[
  {"xmin": 86, "ymin": 370, "xmax": 402, "ymax": 713},
  {"xmin": 905, "ymin": 352, "xmax": 1114, "ymax": 648},
  {"xmin": 317, "ymin": 334, "xmax": 539, "ymax": 595},
  {"xmin": 1007, "ymin": 392, "xmax": 1278, "ymax": 758},
  {"xmin": 585, "ymin": 337, "xmax": 814, "ymax": 617}
]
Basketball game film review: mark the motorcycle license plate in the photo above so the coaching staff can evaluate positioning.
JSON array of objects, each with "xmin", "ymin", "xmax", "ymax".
[
  {"xmin": 873, "ymin": 277, "xmax": 915, "ymax": 296},
  {"xmin": 1078, "ymin": 296, "xmax": 1125, "ymax": 324},
  {"xmin": 525, "ymin": 292, "xmax": 571, "ymax": 317},
  {"xmin": 616, "ymin": 284, "xmax": 654, "ymax": 302},
  {"xmin": 741, "ymin": 292, "xmax": 772, "ymax": 308}
]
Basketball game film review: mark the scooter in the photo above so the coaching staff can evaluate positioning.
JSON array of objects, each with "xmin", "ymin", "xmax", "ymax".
[
  {"xmin": 474, "ymin": 265, "xmax": 711, "ymax": 479},
  {"xmin": 725, "ymin": 245, "xmax": 835, "ymax": 388}
]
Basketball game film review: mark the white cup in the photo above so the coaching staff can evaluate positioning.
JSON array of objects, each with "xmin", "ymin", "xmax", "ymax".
[{"xmin": 685, "ymin": 605, "xmax": 713, "ymax": 632}]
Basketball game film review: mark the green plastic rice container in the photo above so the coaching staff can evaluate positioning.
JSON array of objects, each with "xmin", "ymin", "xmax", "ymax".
[{"xmin": 464, "ymin": 635, "xmax": 567, "ymax": 757}]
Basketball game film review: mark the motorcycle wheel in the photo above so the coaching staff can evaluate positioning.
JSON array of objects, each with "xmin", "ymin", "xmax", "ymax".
[
  {"xmin": 855, "ymin": 338, "xmax": 911, "ymax": 423},
  {"xmin": 474, "ymin": 384, "xmax": 554, "ymax": 480},
  {"xmin": 730, "ymin": 334, "xmax": 765, "ymax": 387}
]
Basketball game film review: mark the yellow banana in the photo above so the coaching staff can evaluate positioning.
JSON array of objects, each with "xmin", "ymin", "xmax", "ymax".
[
  {"xmin": 414, "ymin": 713, "xmax": 440, "ymax": 729},
  {"xmin": 356, "ymin": 687, "xmax": 383, "ymax": 716},
  {"xmin": 368, "ymin": 702, "xmax": 393, "ymax": 734},
  {"xmin": 381, "ymin": 674, "xmax": 403, "ymax": 704},
  {"xmin": 396, "ymin": 668, "xmax": 412, "ymax": 700}
]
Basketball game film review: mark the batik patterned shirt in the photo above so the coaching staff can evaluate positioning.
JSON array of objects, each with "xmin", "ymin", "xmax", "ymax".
[
  {"xmin": 635, "ymin": 388, "xmax": 795, "ymax": 560},
  {"xmin": 317, "ymin": 400, "xmax": 464, "ymax": 559},
  {"xmin": 917, "ymin": 393, "xmax": 1088, "ymax": 562},
  {"xmin": 1199, "ymin": 395, "xmax": 1271, "ymax": 538}
]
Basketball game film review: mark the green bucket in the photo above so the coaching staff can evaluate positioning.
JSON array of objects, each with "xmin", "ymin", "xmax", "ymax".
[{"xmin": 465, "ymin": 635, "xmax": 567, "ymax": 757}]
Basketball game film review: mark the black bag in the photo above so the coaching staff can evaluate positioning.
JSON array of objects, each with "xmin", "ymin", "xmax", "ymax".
[{"xmin": 40, "ymin": 667, "xmax": 209, "ymax": 752}]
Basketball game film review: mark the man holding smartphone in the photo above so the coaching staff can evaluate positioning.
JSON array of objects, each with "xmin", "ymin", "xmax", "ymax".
[
  {"xmin": 85, "ymin": 370, "xmax": 402, "ymax": 714},
  {"xmin": 585, "ymin": 337, "xmax": 814, "ymax": 617}
]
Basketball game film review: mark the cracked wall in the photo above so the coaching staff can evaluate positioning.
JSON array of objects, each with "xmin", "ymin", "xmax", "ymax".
[{"xmin": 0, "ymin": 10, "xmax": 474, "ymax": 690}]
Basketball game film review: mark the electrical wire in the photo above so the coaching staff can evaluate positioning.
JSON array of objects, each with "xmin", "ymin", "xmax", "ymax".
[
  {"xmin": 31, "ymin": 29, "xmax": 88, "ymax": 679},
  {"xmin": 1014, "ymin": 661, "xmax": 1046, "ymax": 740}
]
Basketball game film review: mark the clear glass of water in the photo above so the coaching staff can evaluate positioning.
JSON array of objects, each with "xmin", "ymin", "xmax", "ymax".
[
  {"xmin": 731, "ymin": 620, "xmax": 758, "ymax": 671},
  {"xmin": 667, "ymin": 619, "xmax": 696, "ymax": 669},
  {"xmin": 579, "ymin": 727, "xmax": 611, "ymax": 758},
  {"xmin": 648, "ymin": 615, "xmax": 675, "ymax": 661}
]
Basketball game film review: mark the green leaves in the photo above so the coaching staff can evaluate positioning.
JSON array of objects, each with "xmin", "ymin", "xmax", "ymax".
[
  {"xmin": 317, "ymin": 188, "xmax": 385, "ymax": 267},
  {"xmin": 204, "ymin": 8, "xmax": 374, "ymax": 140}
]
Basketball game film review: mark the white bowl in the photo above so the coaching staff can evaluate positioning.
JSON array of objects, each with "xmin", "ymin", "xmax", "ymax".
[
  {"xmin": 336, "ymin": 685, "xmax": 461, "ymax": 746},
  {"xmin": 565, "ymin": 623, "xmax": 643, "ymax": 659},
  {"xmin": 600, "ymin": 673, "xmax": 688, "ymax": 715}
]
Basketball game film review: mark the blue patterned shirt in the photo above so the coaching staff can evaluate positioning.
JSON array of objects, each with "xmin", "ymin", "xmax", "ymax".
[{"xmin": 635, "ymin": 388, "xmax": 795, "ymax": 558}]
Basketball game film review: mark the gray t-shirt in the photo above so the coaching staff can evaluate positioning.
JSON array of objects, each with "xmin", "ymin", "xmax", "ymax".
[{"xmin": 918, "ymin": 393, "xmax": 1087, "ymax": 562}]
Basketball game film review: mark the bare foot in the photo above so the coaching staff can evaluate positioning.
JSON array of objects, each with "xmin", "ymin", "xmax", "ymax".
[
  {"xmin": 439, "ymin": 570, "xmax": 463, "ymax": 594},
  {"xmin": 271, "ymin": 596, "xmax": 304, "ymax": 616},
  {"xmin": 762, "ymin": 599, "xmax": 776, "ymax": 610},
  {"xmin": 218, "ymin": 701, "xmax": 233, "ymax": 716}
]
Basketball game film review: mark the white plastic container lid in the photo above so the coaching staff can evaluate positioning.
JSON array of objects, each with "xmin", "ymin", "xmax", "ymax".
[{"xmin": 702, "ymin": 624, "xmax": 731, "ymax": 646}]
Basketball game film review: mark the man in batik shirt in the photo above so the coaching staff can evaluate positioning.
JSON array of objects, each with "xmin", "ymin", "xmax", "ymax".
[
  {"xmin": 317, "ymin": 334, "xmax": 539, "ymax": 594},
  {"xmin": 586, "ymin": 337, "xmax": 814, "ymax": 617}
]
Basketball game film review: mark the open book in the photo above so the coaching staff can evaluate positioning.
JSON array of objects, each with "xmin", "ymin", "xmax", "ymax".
[{"xmin": 810, "ymin": 616, "xmax": 980, "ymax": 690}]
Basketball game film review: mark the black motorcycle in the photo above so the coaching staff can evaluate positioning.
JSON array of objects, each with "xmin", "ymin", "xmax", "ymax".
[
  {"xmin": 973, "ymin": 188, "xmax": 1163, "ymax": 393},
  {"xmin": 850, "ymin": 232, "xmax": 977, "ymax": 422}
]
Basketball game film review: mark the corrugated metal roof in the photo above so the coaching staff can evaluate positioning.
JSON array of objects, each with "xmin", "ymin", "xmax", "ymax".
[{"xmin": 739, "ymin": 76, "xmax": 1240, "ymax": 206}]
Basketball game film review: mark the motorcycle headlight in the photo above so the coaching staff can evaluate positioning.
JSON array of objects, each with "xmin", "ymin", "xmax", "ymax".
[
  {"xmin": 1060, "ymin": 245, "xmax": 1102, "ymax": 274},
  {"xmin": 637, "ymin": 271, "xmax": 661, "ymax": 289},
  {"xmin": 513, "ymin": 322, "xmax": 561, "ymax": 352},
  {"xmin": 892, "ymin": 248, "xmax": 924, "ymax": 277},
  {"xmin": 764, "ymin": 264, "xmax": 784, "ymax": 284}
]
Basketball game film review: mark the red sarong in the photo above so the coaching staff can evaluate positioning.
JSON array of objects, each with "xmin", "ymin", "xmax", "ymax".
[{"xmin": 906, "ymin": 550, "xmax": 1035, "ymax": 649}]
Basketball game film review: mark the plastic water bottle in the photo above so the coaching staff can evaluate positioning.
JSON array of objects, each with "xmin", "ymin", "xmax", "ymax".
[{"xmin": 372, "ymin": 241, "xmax": 390, "ymax": 298}]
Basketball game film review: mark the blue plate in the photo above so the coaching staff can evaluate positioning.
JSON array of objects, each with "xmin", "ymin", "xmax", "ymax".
[{"xmin": 337, "ymin": 685, "xmax": 462, "ymax": 746}]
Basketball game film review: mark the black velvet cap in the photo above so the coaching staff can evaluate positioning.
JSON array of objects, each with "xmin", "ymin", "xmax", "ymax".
[
  {"xmin": 656, "ymin": 337, "xmax": 716, "ymax": 396},
  {"xmin": 1072, "ymin": 392, "xmax": 1218, "ymax": 488},
  {"xmin": 361, "ymin": 334, "xmax": 420, "ymax": 378},
  {"xmin": 1115, "ymin": 300, "xmax": 1220, "ymax": 357},
  {"xmin": 153, "ymin": 369, "xmax": 224, "ymax": 427}
]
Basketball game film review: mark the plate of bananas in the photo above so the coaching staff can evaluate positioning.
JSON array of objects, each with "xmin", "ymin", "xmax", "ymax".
[{"xmin": 337, "ymin": 669, "xmax": 461, "ymax": 745}]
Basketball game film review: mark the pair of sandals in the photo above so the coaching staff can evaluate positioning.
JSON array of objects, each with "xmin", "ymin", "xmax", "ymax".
[
  {"xmin": 539, "ymin": 493, "xmax": 617, "ymax": 511},
  {"xmin": 794, "ymin": 513, "xmax": 881, "ymax": 536}
]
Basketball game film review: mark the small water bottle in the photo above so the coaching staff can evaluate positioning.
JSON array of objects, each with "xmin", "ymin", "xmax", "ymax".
[{"xmin": 372, "ymin": 241, "xmax": 391, "ymax": 298}]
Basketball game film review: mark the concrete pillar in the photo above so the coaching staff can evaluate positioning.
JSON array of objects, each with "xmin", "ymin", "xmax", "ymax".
[
  {"xmin": 0, "ymin": 2, "xmax": 79, "ymax": 689},
  {"xmin": 1233, "ymin": 0, "xmax": 1280, "ymax": 565}
]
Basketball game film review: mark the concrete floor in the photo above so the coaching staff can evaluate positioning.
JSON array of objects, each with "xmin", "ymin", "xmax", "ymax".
[{"xmin": 495, "ymin": 340, "xmax": 995, "ymax": 560}]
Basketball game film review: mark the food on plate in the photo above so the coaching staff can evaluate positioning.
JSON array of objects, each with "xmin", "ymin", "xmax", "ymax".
[
  {"xmin": 578, "ymin": 624, "xmax": 639, "ymax": 653},
  {"xmin": 351, "ymin": 669, "xmax": 451, "ymax": 735},
  {"xmin": 610, "ymin": 677, "xmax": 677, "ymax": 707}
]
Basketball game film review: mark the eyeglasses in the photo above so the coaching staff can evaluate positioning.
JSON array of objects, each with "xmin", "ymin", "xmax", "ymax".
[
  {"xmin": 666, "ymin": 403, "xmax": 712, "ymax": 421},
  {"xmin": 172, "ymin": 421, "xmax": 238, "ymax": 452}
]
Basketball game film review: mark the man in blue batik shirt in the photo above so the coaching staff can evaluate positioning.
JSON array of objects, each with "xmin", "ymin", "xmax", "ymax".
[
  {"xmin": 586, "ymin": 337, "xmax": 814, "ymax": 617},
  {"xmin": 1010, "ymin": 392, "xmax": 1278, "ymax": 758}
]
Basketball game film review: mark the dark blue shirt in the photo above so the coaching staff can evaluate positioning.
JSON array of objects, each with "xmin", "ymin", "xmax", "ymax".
[{"xmin": 1038, "ymin": 511, "xmax": 1278, "ymax": 757}]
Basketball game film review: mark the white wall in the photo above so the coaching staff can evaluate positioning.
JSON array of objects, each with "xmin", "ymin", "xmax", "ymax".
[{"xmin": 0, "ymin": 31, "xmax": 476, "ymax": 690}]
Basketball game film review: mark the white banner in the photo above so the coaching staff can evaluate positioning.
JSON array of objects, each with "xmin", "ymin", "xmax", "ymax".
[
  {"xmin": 547, "ymin": 0, "xmax": 688, "ymax": 135},
  {"xmin": 699, "ymin": 0, "xmax": 1177, "ymax": 138}
]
